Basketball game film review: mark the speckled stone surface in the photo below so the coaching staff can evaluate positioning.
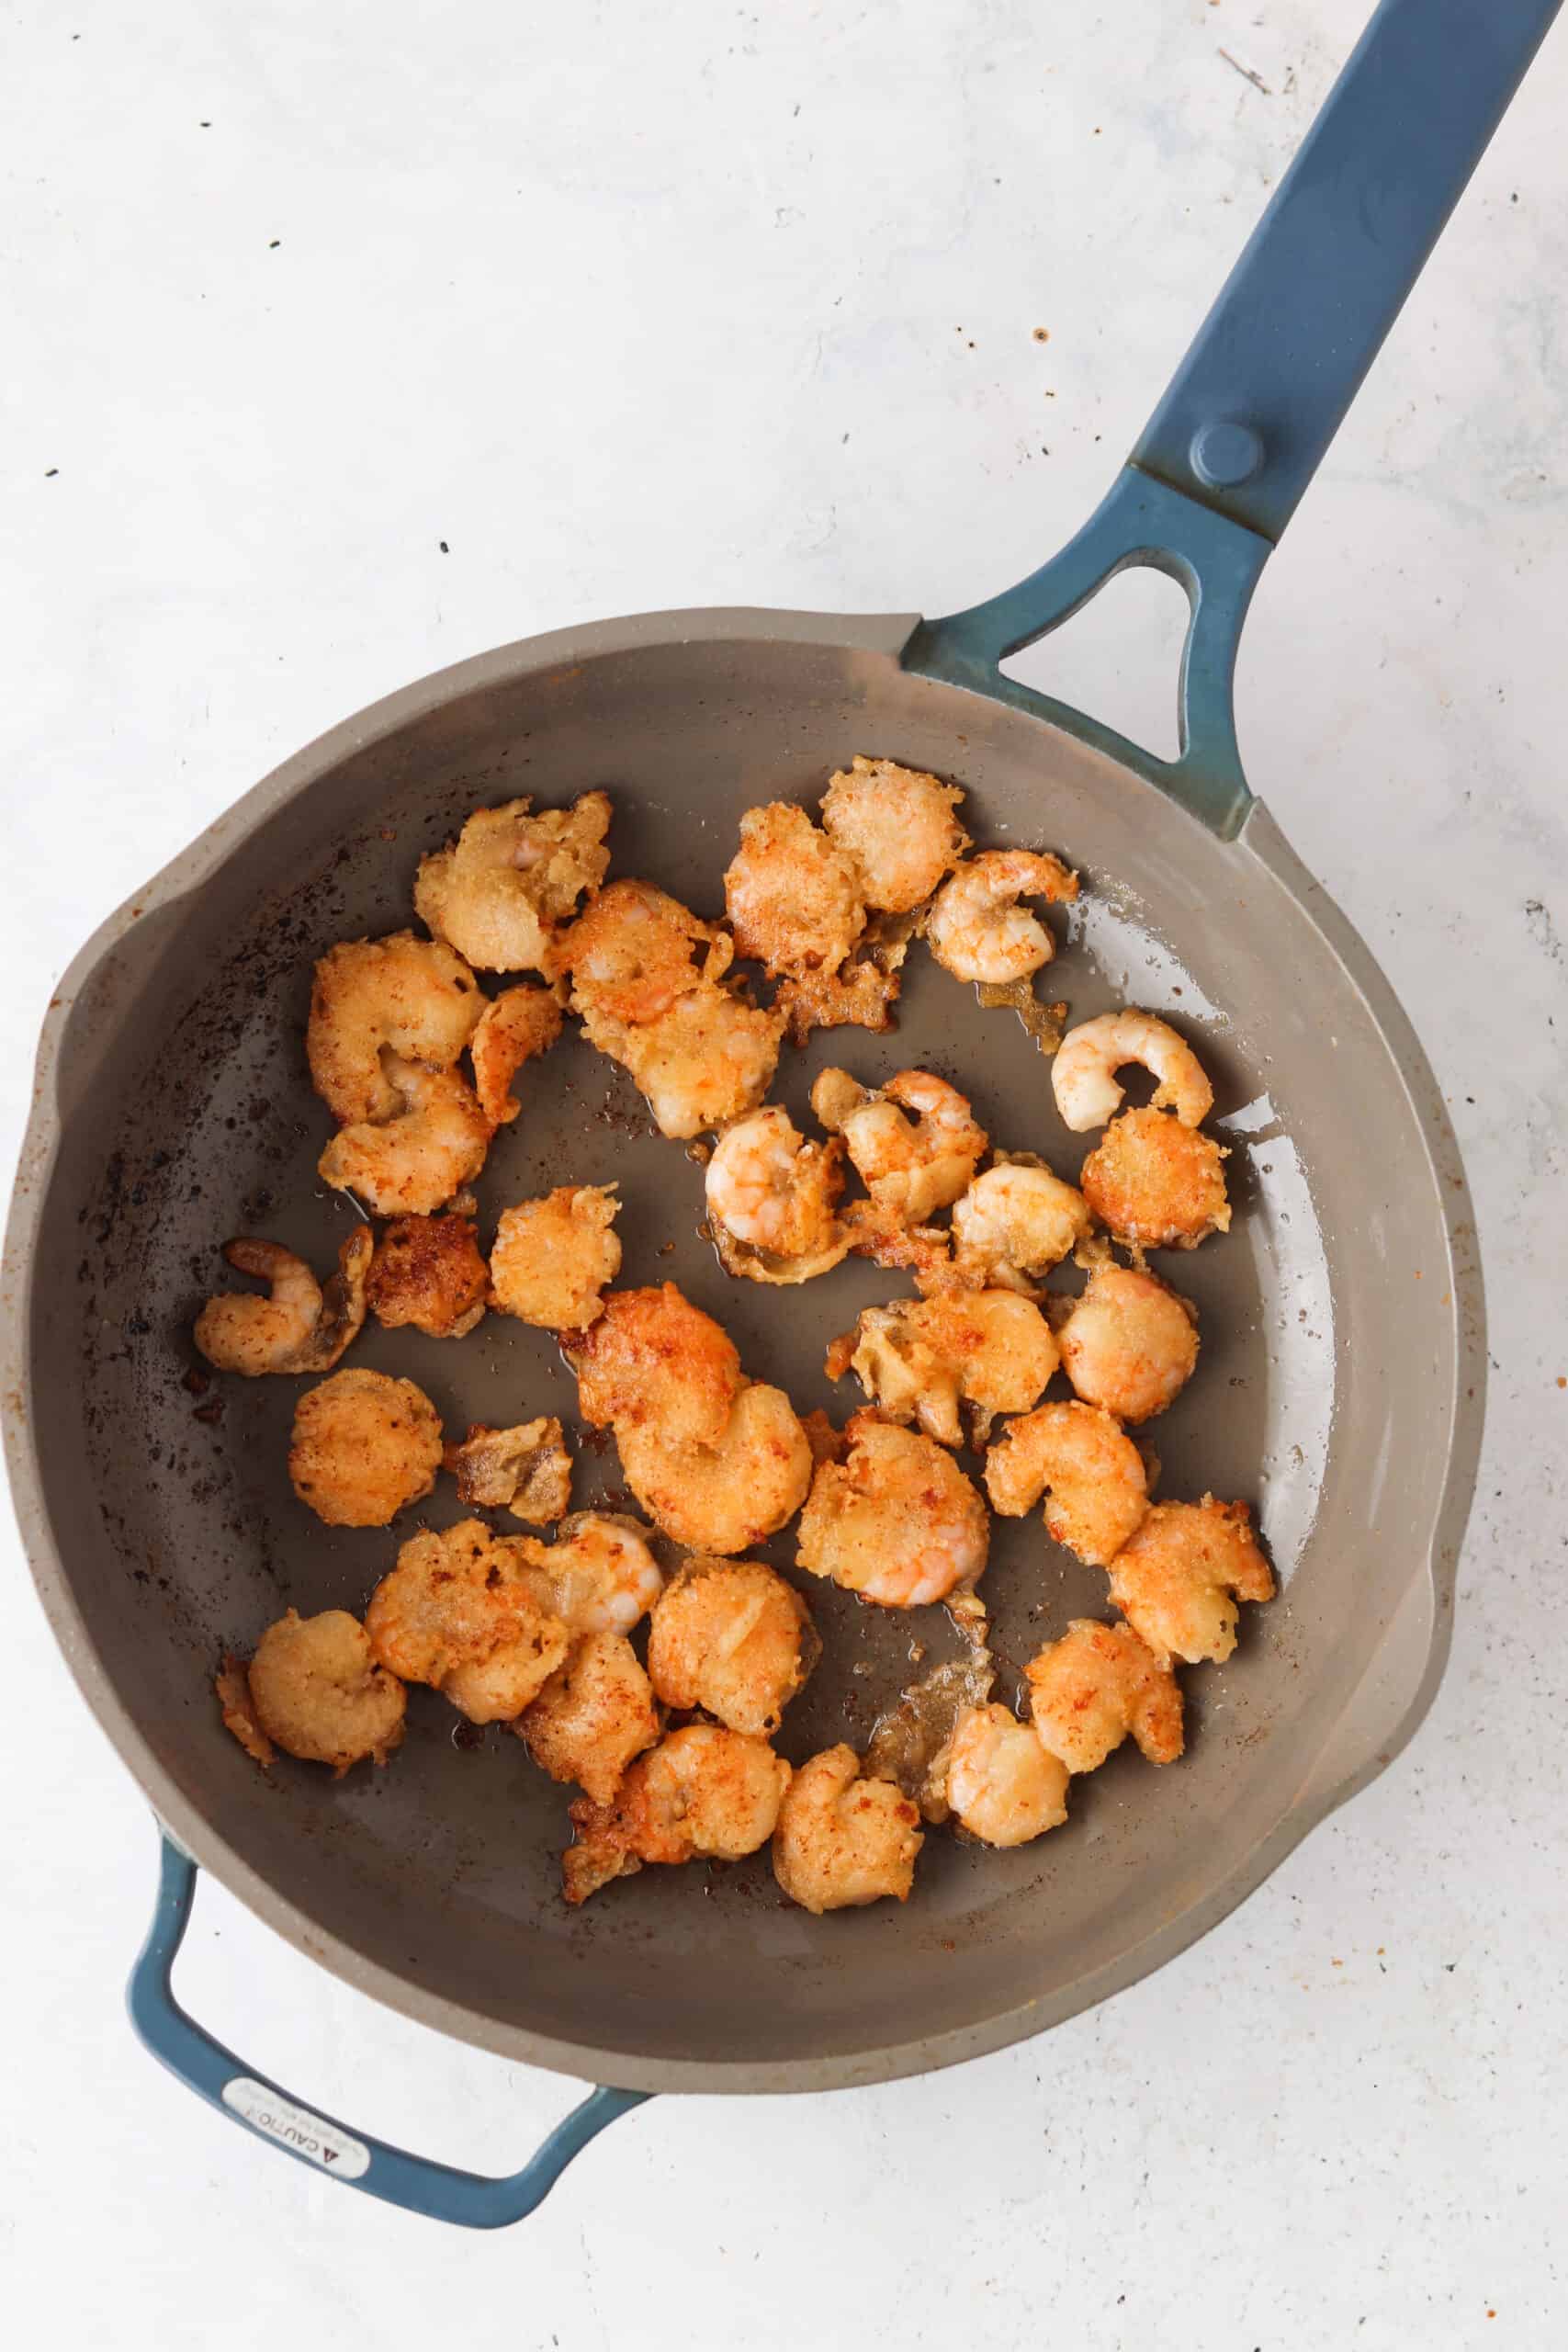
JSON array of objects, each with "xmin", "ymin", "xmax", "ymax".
[{"xmin": 2, "ymin": 3, "xmax": 1564, "ymax": 2343}]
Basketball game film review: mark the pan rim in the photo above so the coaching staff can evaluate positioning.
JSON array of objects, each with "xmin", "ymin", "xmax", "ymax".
[{"xmin": 3, "ymin": 606, "xmax": 1484, "ymax": 2095}]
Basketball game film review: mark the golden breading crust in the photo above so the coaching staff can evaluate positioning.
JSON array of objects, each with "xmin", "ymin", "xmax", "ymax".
[
  {"xmin": 1078, "ymin": 1108, "xmax": 1231, "ymax": 1250},
  {"xmin": 288, "ymin": 1367, "xmax": 443, "ymax": 1528},
  {"xmin": 469, "ymin": 982, "xmax": 564, "ymax": 1125},
  {"xmin": 818, "ymin": 756, "xmax": 968, "ymax": 912},
  {"xmin": 723, "ymin": 802, "xmax": 865, "ymax": 978},
  {"xmin": 366, "ymin": 1214, "xmax": 490, "ymax": 1338},
  {"xmin": 646, "ymin": 1557, "xmax": 818, "ymax": 1736},
  {"xmin": 489, "ymin": 1184, "xmax": 622, "ymax": 1331},
  {"xmin": 232, "ymin": 1609, "xmax": 406, "ymax": 1774},
  {"xmin": 306, "ymin": 932, "xmax": 482, "ymax": 1124},
  {"xmin": 517, "ymin": 1632, "xmax": 661, "ymax": 1804}
]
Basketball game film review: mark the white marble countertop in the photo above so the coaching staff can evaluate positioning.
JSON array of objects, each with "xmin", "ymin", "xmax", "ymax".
[{"xmin": 3, "ymin": 3, "xmax": 1565, "ymax": 2343}]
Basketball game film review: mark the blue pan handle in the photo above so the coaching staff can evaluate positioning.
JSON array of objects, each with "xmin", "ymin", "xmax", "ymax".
[
  {"xmin": 909, "ymin": 0, "xmax": 1562, "ymax": 835},
  {"xmin": 129, "ymin": 1833, "xmax": 650, "ymax": 2229}
]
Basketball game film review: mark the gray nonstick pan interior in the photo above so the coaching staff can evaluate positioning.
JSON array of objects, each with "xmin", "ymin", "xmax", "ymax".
[{"xmin": 11, "ymin": 612, "xmax": 1478, "ymax": 2092}]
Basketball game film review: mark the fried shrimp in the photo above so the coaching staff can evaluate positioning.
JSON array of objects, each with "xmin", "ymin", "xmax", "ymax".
[
  {"xmin": 318, "ymin": 1057, "xmax": 491, "ymax": 1216},
  {"xmin": 522, "ymin": 1510, "xmax": 664, "ymax": 1636},
  {"xmin": 1025, "ymin": 1617, "xmax": 1184, "ymax": 1773},
  {"xmin": 288, "ymin": 1368, "xmax": 443, "ymax": 1527},
  {"xmin": 1078, "ymin": 1108, "xmax": 1231, "ymax": 1250},
  {"xmin": 566, "ymin": 1283, "xmax": 742, "ymax": 1450},
  {"xmin": 705, "ymin": 1107, "xmax": 850, "ymax": 1284},
  {"xmin": 579, "ymin": 982, "xmax": 785, "ymax": 1139},
  {"xmin": 563, "ymin": 1724, "xmax": 792, "ymax": 1902},
  {"xmin": 468, "ymin": 982, "xmax": 564, "ymax": 1125},
  {"xmin": 194, "ymin": 1228, "xmax": 371, "ymax": 1376},
  {"xmin": 306, "ymin": 933, "xmax": 482, "ymax": 1125},
  {"xmin": 949, "ymin": 1159, "xmax": 1093, "ymax": 1294},
  {"xmin": 615, "ymin": 1381, "xmax": 813, "ymax": 1555},
  {"xmin": 228, "ymin": 1609, "xmax": 406, "ymax": 1774},
  {"xmin": 818, "ymin": 756, "xmax": 968, "ymax": 912},
  {"xmin": 1057, "ymin": 1262, "xmax": 1199, "ymax": 1422},
  {"xmin": 831, "ymin": 1290, "xmax": 1059, "ymax": 1448},
  {"xmin": 646, "ymin": 1557, "xmax": 818, "ymax": 1736},
  {"xmin": 366, "ymin": 1519, "xmax": 570, "ymax": 1723},
  {"xmin": 946, "ymin": 1702, "xmax": 1070, "ymax": 1847},
  {"xmin": 415, "ymin": 791, "xmax": 611, "ymax": 973},
  {"xmin": 517, "ymin": 1632, "xmax": 661, "ymax": 1804},
  {"xmin": 558, "ymin": 876, "xmax": 728, "ymax": 1023},
  {"xmin": 446, "ymin": 1417, "xmax": 572, "ymax": 1523},
  {"xmin": 796, "ymin": 1410, "xmax": 989, "ymax": 1607},
  {"xmin": 723, "ymin": 801, "xmax": 866, "ymax": 978},
  {"xmin": 366, "ymin": 1213, "xmax": 489, "ymax": 1338},
  {"xmin": 1107, "ymin": 1498, "xmax": 1274, "ymax": 1665},
  {"xmin": 489, "ymin": 1184, "xmax": 621, "ymax": 1330},
  {"xmin": 812, "ymin": 1066, "xmax": 987, "ymax": 1226},
  {"xmin": 983, "ymin": 1399, "xmax": 1148, "ymax": 1566},
  {"xmin": 926, "ymin": 850, "xmax": 1079, "ymax": 985},
  {"xmin": 561, "ymin": 870, "xmax": 789, "ymax": 1136},
  {"xmin": 1053, "ymin": 1009, "xmax": 1214, "ymax": 1132},
  {"xmin": 772, "ymin": 1744, "xmax": 923, "ymax": 1912}
]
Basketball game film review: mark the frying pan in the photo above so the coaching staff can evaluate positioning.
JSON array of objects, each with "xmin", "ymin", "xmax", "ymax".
[{"xmin": 4, "ymin": 0, "xmax": 1552, "ymax": 2229}]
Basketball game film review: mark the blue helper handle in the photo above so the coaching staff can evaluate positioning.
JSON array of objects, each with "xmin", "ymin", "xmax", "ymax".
[
  {"xmin": 129, "ymin": 1832, "xmax": 650, "ymax": 2229},
  {"xmin": 908, "ymin": 0, "xmax": 1562, "ymax": 835}
]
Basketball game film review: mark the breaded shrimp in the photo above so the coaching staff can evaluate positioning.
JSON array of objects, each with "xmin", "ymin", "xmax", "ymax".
[
  {"xmin": 926, "ymin": 850, "xmax": 1079, "ymax": 985},
  {"xmin": 946, "ymin": 1702, "xmax": 1070, "ymax": 1847},
  {"xmin": 983, "ymin": 1399, "xmax": 1147, "ymax": 1566},
  {"xmin": 415, "ymin": 792, "xmax": 611, "ymax": 973},
  {"xmin": 306, "ymin": 933, "xmax": 483, "ymax": 1124},
  {"xmin": 646, "ymin": 1557, "xmax": 818, "ymax": 1736},
  {"xmin": 564, "ymin": 1724, "xmax": 791, "ymax": 1903},
  {"xmin": 830, "ymin": 1289, "xmax": 1059, "ymax": 1448},
  {"xmin": 772, "ymin": 1744, "xmax": 923, "ymax": 1912},
  {"xmin": 468, "ymin": 982, "xmax": 564, "ymax": 1125},
  {"xmin": 1053, "ymin": 1009, "xmax": 1214, "ymax": 1132},
  {"xmin": 288, "ymin": 1367, "xmax": 443, "ymax": 1527},
  {"xmin": 517, "ymin": 1632, "xmax": 661, "ymax": 1804},
  {"xmin": 1078, "ymin": 1109, "xmax": 1231, "ymax": 1250},
  {"xmin": 1107, "ymin": 1498, "xmax": 1275, "ymax": 1665},
  {"xmin": 1025, "ymin": 1617, "xmax": 1184, "ymax": 1773},
  {"xmin": 489, "ymin": 1184, "xmax": 621, "ymax": 1330},
  {"xmin": 705, "ymin": 1107, "xmax": 850, "ymax": 1284},
  {"xmin": 558, "ymin": 876, "xmax": 728, "ymax": 1023},
  {"xmin": 812, "ymin": 1067, "xmax": 987, "ymax": 1225},
  {"xmin": 1057, "ymin": 1262, "xmax": 1199, "ymax": 1423},
  {"xmin": 366, "ymin": 1213, "xmax": 489, "ymax": 1338},
  {"xmin": 565, "ymin": 1283, "xmax": 741, "ymax": 1449},
  {"xmin": 723, "ymin": 801, "xmax": 866, "ymax": 978},
  {"xmin": 796, "ymin": 1410, "xmax": 989, "ymax": 1607},
  {"xmin": 366, "ymin": 1519, "xmax": 570, "ymax": 1722},
  {"xmin": 446, "ymin": 1417, "xmax": 573, "ymax": 1524},
  {"xmin": 579, "ymin": 982, "xmax": 785, "ymax": 1139},
  {"xmin": 318, "ymin": 1057, "xmax": 491, "ymax": 1216},
  {"xmin": 950, "ymin": 1158, "xmax": 1093, "ymax": 1294},
  {"xmin": 521, "ymin": 1510, "xmax": 664, "ymax": 1636},
  {"xmin": 193, "ymin": 1228, "xmax": 371, "ymax": 1376},
  {"xmin": 818, "ymin": 756, "xmax": 968, "ymax": 912},
  {"xmin": 227, "ymin": 1609, "xmax": 406, "ymax": 1774},
  {"xmin": 615, "ymin": 1380, "xmax": 813, "ymax": 1555}
]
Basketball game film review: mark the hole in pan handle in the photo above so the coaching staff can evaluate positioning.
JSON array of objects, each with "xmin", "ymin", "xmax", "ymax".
[
  {"xmin": 908, "ymin": 0, "xmax": 1562, "ymax": 840},
  {"xmin": 128, "ymin": 1830, "xmax": 651, "ymax": 2231}
]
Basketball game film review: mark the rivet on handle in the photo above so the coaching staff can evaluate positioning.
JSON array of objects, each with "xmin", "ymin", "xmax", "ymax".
[{"xmin": 1189, "ymin": 420, "xmax": 1265, "ymax": 491}]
